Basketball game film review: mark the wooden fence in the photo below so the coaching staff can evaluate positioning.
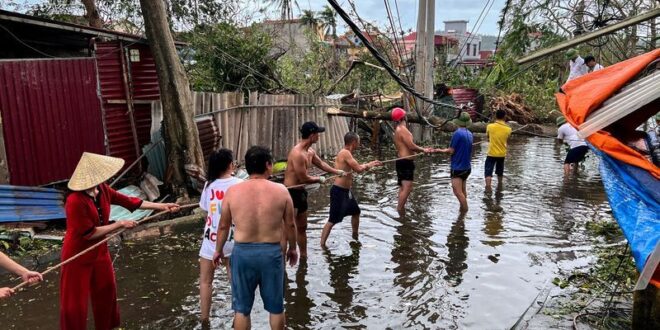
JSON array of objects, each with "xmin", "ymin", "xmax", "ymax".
[{"xmin": 187, "ymin": 92, "xmax": 349, "ymax": 163}]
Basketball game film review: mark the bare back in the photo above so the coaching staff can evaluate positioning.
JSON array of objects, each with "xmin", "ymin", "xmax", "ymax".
[
  {"xmin": 283, "ymin": 144, "xmax": 315, "ymax": 187},
  {"xmin": 225, "ymin": 179, "xmax": 291, "ymax": 243},
  {"xmin": 333, "ymin": 149, "xmax": 355, "ymax": 189},
  {"xmin": 394, "ymin": 124, "xmax": 415, "ymax": 157}
]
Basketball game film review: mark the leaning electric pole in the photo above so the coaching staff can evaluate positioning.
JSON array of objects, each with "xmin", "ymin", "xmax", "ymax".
[{"xmin": 412, "ymin": 0, "xmax": 436, "ymax": 141}]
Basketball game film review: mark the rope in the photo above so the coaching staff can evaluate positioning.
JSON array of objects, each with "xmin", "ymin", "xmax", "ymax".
[{"xmin": 10, "ymin": 203, "xmax": 199, "ymax": 292}]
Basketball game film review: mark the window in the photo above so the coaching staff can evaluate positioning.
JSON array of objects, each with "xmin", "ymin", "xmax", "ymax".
[
  {"xmin": 473, "ymin": 44, "xmax": 477, "ymax": 56},
  {"xmin": 129, "ymin": 49, "xmax": 140, "ymax": 62},
  {"xmin": 466, "ymin": 43, "xmax": 470, "ymax": 56}
]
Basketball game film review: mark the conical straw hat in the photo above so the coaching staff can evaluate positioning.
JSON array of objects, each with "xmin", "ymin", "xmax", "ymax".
[{"xmin": 67, "ymin": 152, "xmax": 125, "ymax": 191}]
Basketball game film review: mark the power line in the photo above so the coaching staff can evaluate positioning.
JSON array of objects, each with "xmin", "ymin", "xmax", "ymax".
[
  {"xmin": 327, "ymin": 0, "xmax": 463, "ymax": 130},
  {"xmin": 454, "ymin": 0, "xmax": 495, "ymax": 66}
]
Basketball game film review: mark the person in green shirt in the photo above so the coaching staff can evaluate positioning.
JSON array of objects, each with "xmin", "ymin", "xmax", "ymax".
[{"xmin": 485, "ymin": 110, "xmax": 512, "ymax": 190}]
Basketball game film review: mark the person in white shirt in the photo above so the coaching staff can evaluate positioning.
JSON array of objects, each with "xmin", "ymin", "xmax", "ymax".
[
  {"xmin": 565, "ymin": 48, "xmax": 587, "ymax": 82},
  {"xmin": 556, "ymin": 116, "xmax": 589, "ymax": 175},
  {"xmin": 198, "ymin": 148, "xmax": 243, "ymax": 324},
  {"xmin": 584, "ymin": 55, "xmax": 604, "ymax": 73}
]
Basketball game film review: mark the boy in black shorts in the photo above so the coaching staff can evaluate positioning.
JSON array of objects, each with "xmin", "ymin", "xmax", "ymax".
[{"xmin": 321, "ymin": 132, "xmax": 381, "ymax": 248}]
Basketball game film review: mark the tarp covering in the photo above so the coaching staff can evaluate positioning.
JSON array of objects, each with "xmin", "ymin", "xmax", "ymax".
[
  {"xmin": 556, "ymin": 49, "xmax": 660, "ymax": 287},
  {"xmin": 595, "ymin": 148, "xmax": 660, "ymax": 286},
  {"xmin": 556, "ymin": 49, "xmax": 660, "ymax": 178}
]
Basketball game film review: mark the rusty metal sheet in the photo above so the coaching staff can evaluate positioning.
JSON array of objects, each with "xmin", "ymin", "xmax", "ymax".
[
  {"xmin": 0, "ymin": 58, "xmax": 105, "ymax": 186},
  {"xmin": 450, "ymin": 88, "xmax": 484, "ymax": 120}
]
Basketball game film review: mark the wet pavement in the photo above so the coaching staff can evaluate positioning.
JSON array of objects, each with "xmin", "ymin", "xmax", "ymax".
[{"xmin": 0, "ymin": 135, "xmax": 614, "ymax": 329}]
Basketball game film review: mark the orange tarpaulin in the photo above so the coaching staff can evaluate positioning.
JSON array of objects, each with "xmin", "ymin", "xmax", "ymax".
[{"xmin": 556, "ymin": 49, "xmax": 660, "ymax": 179}]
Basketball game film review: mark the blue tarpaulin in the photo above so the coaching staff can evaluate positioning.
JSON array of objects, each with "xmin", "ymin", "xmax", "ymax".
[{"xmin": 595, "ymin": 147, "xmax": 660, "ymax": 271}]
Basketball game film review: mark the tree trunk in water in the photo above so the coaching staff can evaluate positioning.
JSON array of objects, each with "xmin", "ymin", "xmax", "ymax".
[
  {"xmin": 81, "ymin": 0, "xmax": 103, "ymax": 28},
  {"xmin": 139, "ymin": 0, "xmax": 205, "ymax": 195}
]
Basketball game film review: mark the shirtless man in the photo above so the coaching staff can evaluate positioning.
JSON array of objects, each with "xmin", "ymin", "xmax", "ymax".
[
  {"xmin": 392, "ymin": 108, "xmax": 434, "ymax": 213},
  {"xmin": 284, "ymin": 121, "xmax": 345, "ymax": 258},
  {"xmin": 214, "ymin": 146, "xmax": 297, "ymax": 330},
  {"xmin": 320, "ymin": 132, "xmax": 382, "ymax": 248}
]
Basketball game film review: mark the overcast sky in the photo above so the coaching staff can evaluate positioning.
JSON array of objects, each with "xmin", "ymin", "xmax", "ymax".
[{"xmin": 286, "ymin": 0, "xmax": 506, "ymax": 36}]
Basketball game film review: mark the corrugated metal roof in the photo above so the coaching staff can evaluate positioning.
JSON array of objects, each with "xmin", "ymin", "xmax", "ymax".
[
  {"xmin": 95, "ymin": 41, "xmax": 157, "ymax": 167},
  {"xmin": 0, "ymin": 58, "xmax": 105, "ymax": 186},
  {"xmin": 109, "ymin": 185, "xmax": 153, "ymax": 221},
  {"xmin": 0, "ymin": 185, "xmax": 64, "ymax": 222},
  {"xmin": 450, "ymin": 88, "xmax": 484, "ymax": 120}
]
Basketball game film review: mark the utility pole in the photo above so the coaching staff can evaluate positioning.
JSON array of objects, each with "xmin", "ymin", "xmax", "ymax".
[{"xmin": 412, "ymin": 0, "xmax": 435, "ymax": 141}]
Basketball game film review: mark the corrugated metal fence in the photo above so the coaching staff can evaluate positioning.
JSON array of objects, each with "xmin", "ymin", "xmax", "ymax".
[
  {"xmin": 0, "ymin": 58, "xmax": 105, "ymax": 186},
  {"xmin": 154, "ymin": 92, "xmax": 349, "ymax": 164}
]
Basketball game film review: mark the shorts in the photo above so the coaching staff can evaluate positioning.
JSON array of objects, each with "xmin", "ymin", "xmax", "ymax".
[
  {"xmin": 484, "ymin": 156, "xmax": 505, "ymax": 177},
  {"xmin": 230, "ymin": 242, "xmax": 284, "ymax": 315},
  {"xmin": 329, "ymin": 185, "xmax": 361, "ymax": 224},
  {"xmin": 565, "ymin": 145, "xmax": 589, "ymax": 164},
  {"xmin": 199, "ymin": 240, "xmax": 234, "ymax": 261},
  {"xmin": 450, "ymin": 169, "xmax": 471, "ymax": 180},
  {"xmin": 395, "ymin": 159, "xmax": 415, "ymax": 185},
  {"xmin": 288, "ymin": 188, "xmax": 308, "ymax": 214}
]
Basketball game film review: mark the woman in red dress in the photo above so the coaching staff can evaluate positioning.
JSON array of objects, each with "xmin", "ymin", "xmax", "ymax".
[{"xmin": 60, "ymin": 152, "xmax": 179, "ymax": 330}]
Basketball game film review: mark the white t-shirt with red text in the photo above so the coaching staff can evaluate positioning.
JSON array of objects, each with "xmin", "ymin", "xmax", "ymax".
[{"xmin": 199, "ymin": 177, "xmax": 243, "ymax": 260}]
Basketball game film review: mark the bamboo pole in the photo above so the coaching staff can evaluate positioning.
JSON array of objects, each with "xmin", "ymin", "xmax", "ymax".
[
  {"xmin": 11, "ymin": 203, "xmax": 199, "ymax": 292},
  {"xmin": 517, "ymin": 8, "xmax": 660, "ymax": 65}
]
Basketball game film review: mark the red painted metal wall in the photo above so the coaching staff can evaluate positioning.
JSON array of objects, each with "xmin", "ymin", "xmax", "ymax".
[
  {"xmin": 95, "ymin": 41, "xmax": 158, "ymax": 167},
  {"xmin": 0, "ymin": 58, "xmax": 105, "ymax": 186},
  {"xmin": 450, "ymin": 88, "xmax": 484, "ymax": 120}
]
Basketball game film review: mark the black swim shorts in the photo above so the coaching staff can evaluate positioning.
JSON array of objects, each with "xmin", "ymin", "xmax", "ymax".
[
  {"xmin": 288, "ymin": 188, "xmax": 308, "ymax": 214},
  {"xmin": 395, "ymin": 159, "xmax": 415, "ymax": 185},
  {"xmin": 484, "ymin": 156, "xmax": 505, "ymax": 177},
  {"xmin": 565, "ymin": 145, "xmax": 589, "ymax": 164},
  {"xmin": 450, "ymin": 168, "xmax": 471, "ymax": 180},
  {"xmin": 329, "ymin": 185, "xmax": 361, "ymax": 224}
]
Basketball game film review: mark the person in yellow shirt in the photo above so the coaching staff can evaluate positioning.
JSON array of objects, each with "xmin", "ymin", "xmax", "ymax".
[{"xmin": 485, "ymin": 110, "xmax": 512, "ymax": 190}]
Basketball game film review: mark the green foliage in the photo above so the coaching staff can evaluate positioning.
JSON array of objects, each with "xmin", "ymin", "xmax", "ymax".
[
  {"xmin": 434, "ymin": 11, "xmax": 571, "ymax": 123},
  {"xmin": 184, "ymin": 23, "xmax": 278, "ymax": 92},
  {"xmin": 277, "ymin": 37, "xmax": 399, "ymax": 96}
]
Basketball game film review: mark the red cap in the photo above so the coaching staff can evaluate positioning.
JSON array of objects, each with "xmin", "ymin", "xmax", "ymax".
[{"xmin": 391, "ymin": 107, "xmax": 406, "ymax": 121}]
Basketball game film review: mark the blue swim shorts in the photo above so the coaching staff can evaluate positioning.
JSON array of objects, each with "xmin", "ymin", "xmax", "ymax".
[{"xmin": 230, "ymin": 242, "xmax": 284, "ymax": 315}]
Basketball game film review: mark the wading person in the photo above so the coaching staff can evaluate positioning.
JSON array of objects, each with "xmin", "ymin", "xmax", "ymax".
[
  {"xmin": 214, "ymin": 146, "xmax": 298, "ymax": 330},
  {"xmin": 61, "ymin": 152, "xmax": 180, "ymax": 330},
  {"xmin": 446, "ymin": 112, "xmax": 474, "ymax": 212},
  {"xmin": 484, "ymin": 110, "xmax": 512, "ymax": 191},
  {"xmin": 320, "ymin": 132, "xmax": 382, "ymax": 248},
  {"xmin": 198, "ymin": 149, "xmax": 243, "ymax": 323},
  {"xmin": 556, "ymin": 116, "xmax": 589, "ymax": 175},
  {"xmin": 0, "ymin": 252, "xmax": 42, "ymax": 299},
  {"xmin": 284, "ymin": 121, "xmax": 345, "ymax": 258},
  {"xmin": 392, "ymin": 107, "xmax": 433, "ymax": 213}
]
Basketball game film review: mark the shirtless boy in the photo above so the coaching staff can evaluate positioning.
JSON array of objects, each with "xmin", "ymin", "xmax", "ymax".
[
  {"xmin": 214, "ymin": 146, "xmax": 298, "ymax": 330},
  {"xmin": 320, "ymin": 132, "xmax": 382, "ymax": 248},
  {"xmin": 284, "ymin": 121, "xmax": 345, "ymax": 258},
  {"xmin": 392, "ymin": 108, "xmax": 434, "ymax": 213}
]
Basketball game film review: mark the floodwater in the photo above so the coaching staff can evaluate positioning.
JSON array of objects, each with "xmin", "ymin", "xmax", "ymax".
[{"xmin": 0, "ymin": 135, "xmax": 615, "ymax": 329}]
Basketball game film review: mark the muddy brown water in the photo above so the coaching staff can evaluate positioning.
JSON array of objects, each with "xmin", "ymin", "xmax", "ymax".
[{"xmin": 0, "ymin": 136, "xmax": 615, "ymax": 329}]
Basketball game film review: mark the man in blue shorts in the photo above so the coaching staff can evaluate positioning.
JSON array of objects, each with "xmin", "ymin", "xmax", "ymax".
[
  {"xmin": 440, "ymin": 112, "xmax": 474, "ymax": 212},
  {"xmin": 214, "ymin": 146, "xmax": 298, "ymax": 329}
]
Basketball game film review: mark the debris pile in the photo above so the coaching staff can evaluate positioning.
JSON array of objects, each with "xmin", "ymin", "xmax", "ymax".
[{"xmin": 489, "ymin": 94, "xmax": 536, "ymax": 124}]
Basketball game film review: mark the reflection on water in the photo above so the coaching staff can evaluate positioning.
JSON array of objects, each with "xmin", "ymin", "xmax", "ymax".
[{"xmin": 0, "ymin": 136, "xmax": 613, "ymax": 329}]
